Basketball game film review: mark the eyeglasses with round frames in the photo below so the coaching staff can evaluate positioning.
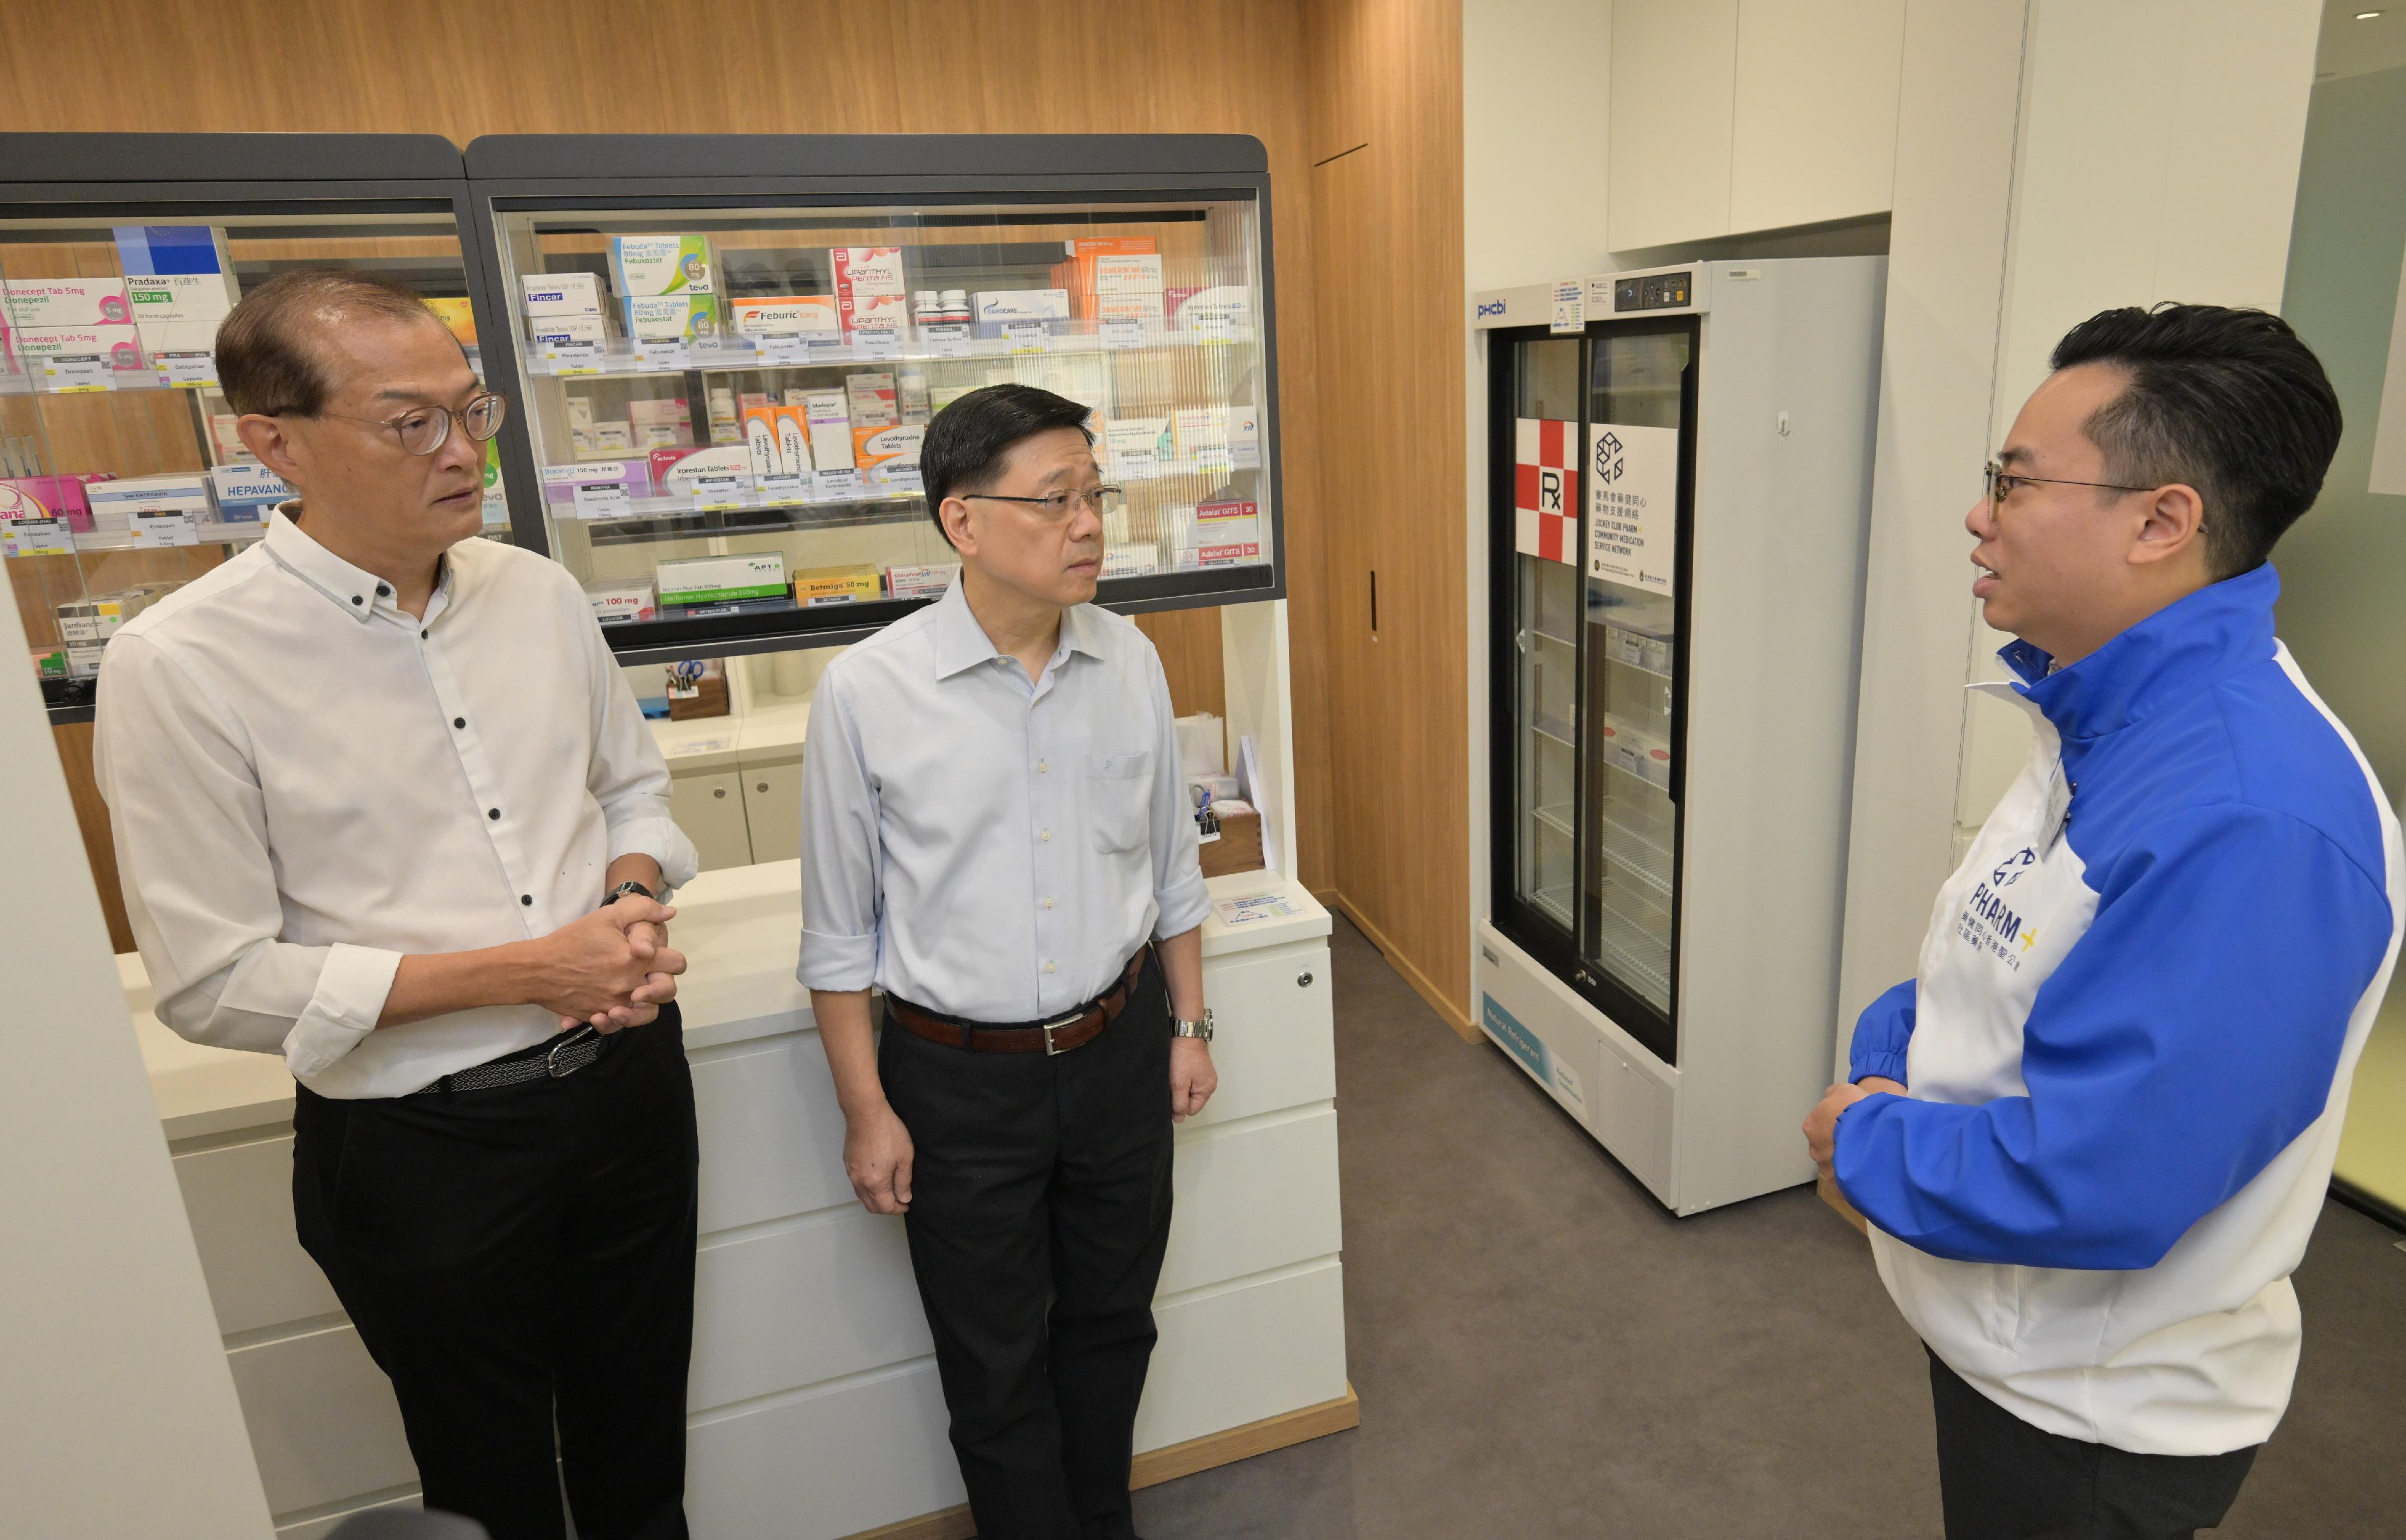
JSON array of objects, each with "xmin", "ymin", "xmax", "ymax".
[
  {"xmin": 285, "ymin": 391, "xmax": 509, "ymax": 457},
  {"xmin": 1982, "ymin": 458, "xmax": 2205, "ymax": 532},
  {"xmin": 964, "ymin": 485, "xmax": 1127, "ymax": 520}
]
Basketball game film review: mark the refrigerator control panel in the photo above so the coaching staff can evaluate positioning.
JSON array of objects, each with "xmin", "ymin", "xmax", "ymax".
[{"xmin": 1613, "ymin": 271, "xmax": 1693, "ymax": 312}]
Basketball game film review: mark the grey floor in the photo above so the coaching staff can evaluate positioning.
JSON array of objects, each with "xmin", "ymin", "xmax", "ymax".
[{"xmin": 1134, "ymin": 916, "xmax": 2406, "ymax": 1538}]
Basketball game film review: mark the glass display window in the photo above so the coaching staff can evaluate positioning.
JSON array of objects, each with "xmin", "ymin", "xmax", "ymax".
[{"xmin": 468, "ymin": 135, "xmax": 1284, "ymax": 661}]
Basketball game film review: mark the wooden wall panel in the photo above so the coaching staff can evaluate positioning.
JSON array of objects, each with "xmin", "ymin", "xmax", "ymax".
[
  {"xmin": 1304, "ymin": 0, "xmax": 1471, "ymax": 1030},
  {"xmin": 2, "ymin": 0, "xmax": 1336, "ymax": 901}
]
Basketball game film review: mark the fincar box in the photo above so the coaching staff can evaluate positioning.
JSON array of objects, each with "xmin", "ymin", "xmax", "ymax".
[{"xmin": 521, "ymin": 272, "xmax": 605, "ymax": 316}]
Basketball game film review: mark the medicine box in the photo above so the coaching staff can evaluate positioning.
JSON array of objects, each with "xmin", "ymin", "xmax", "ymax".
[
  {"xmin": 792, "ymin": 563, "xmax": 881, "ymax": 605},
  {"xmin": 1195, "ymin": 497, "xmax": 1261, "ymax": 565},
  {"xmin": 521, "ymin": 272, "xmax": 605, "ymax": 315},
  {"xmin": 208, "ymin": 464, "xmax": 295, "ymax": 523},
  {"xmin": 831, "ymin": 247, "xmax": 907, "ymax": 300},
  {"xmin": 884, "ymin": 562, "xmax": 957, "ymax": 600},
  {"xmin": 852, "ymin": 423, "xmax": 924, "ymax": 471},
  {"xmin": 2, "ymin": 278, "xmax": 132, "ymax": 328},
  {"xmin": 2, "ymin": 473, "xmax": 114, "ymax": 532},
  {"xmin": 804, "ymin": 390, "xmax": 853, "ymax": 470},
  {"xmin": 114, "ymin": 225, "xmax": 235, "ymax": 278},
  {"xmin": 132, "ymin": 318, "xmax": 223, "ymax": 357},
  {"xmin": 1090, "ymin": 255, "xmax": 1163, "ymax": 295},
  {"xmin": 8, "ymin": 323, "xmax": 145, "ymax": 372},
  {"xmin": 86, "ymin": 473, "xmax": 210, "ymax": 532},
  {"xmin": 647, "ymin": 444, "xmax": 753, "ymax": 498},
  {"xmin": 584, "ymin": 577, "xmax": 657, "ymax": 625},
  {"xmin": 846, "ymin": 370, "xmax": 897, "ymax": 428},
  {"xmin": 973, "ymin": 289, "xmax": 1069, "ymax": 337},
  {"xmin": 588, "ymin": 423, "xmax": 636, "ymax": 457},
  {"xmin": 731, "ymin": 295, "xmax": 840, "ymax": 339},
  {"xmin": 531, "ymin": 313, "xmax": 609, "ymax": 348},
  {"xmin": 656, "ymin": 552, "xmax": 787, "ymax": 607},
  {"xmin": 422, "ymin": 297, "xmax": 478, "ymax": 345},
  {"xmin": 1168, "ymin": 286, "xmax": 1253, "ymax": 331},
  {"xmin": 609, "ymin": 236, "xmax": 715, "ymax": 297},
  {"xmin": 126, "ymin": 273, "xmax": 240, "ymax": 327},
  {"xmin": 540, "ymin": 458, "xmax": 654, "ymax": 502},
  {"xmin": 837, "ymin": 292, "xmax": 909, "ymax": 345},
  {"xmin": 623, "ymin": 294, "xmax": 719, "ymax": 342}
]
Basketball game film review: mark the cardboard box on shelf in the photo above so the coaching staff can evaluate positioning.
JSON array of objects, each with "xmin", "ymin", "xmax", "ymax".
[
  {"xmin": 647, "ymin": 444, "xmax": 753, "ymax": 498},
  {"xmin": 623, "ymin": 293, "xmax": 719, "ymax": 342},
  {"xmin": 742, "ymin": 405, "xmax": 784, "ymax": 480},
  {"xmin": 521, "ymin": 272, "xmax": 605, "ymax": 315},
  {"xmin": 540, "ymin": 458, "xmax": 654, "ymax": 503},
  {"xmin": 1, "ymin": 277, "xmax": 132, "ymax": 328},
  {"xmin": 730, "ymin": 295, "xmax": 840, "ymax": 339},
  {"xmin": 657, "ymin": 552, "xmax": 787, "ymax": 607},
  {"xmin": 845, "ymin": 370, "xmax": 897, "ymax": 428},
  {"xmin": 628, "ymin": 396, "xmax": 695, "ymax": 449},
  {"xmin": 85, "ymin": 473, "xmax": 209, "ymax": 532},
  {"xmin": 2, "ymin": 473, "xmax": 116, "ymax": 533},
  {"xmin": 831, "ymin": 247, "xmax": 906, "ymax": 301},
  {"xmin": 1167, "ymin": 285, "xmax": 1253, "ymax": 331},
  {"xmin": 609, "ymin": 236, "xmax": 715, "ymax": 297},
  {"xmin": 123, "ymin": 268, "xmax": 239, "ymax": 325},
  {"xmin": 114, "ymin": 224, "xmax": 236, "ymax": 277},
  {"xmin": 772, "ymin": 404, "xmax": 813, "ymax": 477},
  {"xmin": 837, "ymin": 292, "xmax": 909, "ymax": 346},
  {"xmin": 588, "ymin": 423, "xmax": 635, "ymax": 457},
  {"xmin": 852, "ymin": 423, "xmax": 924, "ymax": 474},
  {"xmin": 973, "ymin": 289, "xmax": 1069, "ymax": 337},
  {"xmin": 7, "ymin": 322, "xmax": 144, "ymax": 372},
  {"xmin": 884, "ymin": 562, "xmax": 956, "ymax": 600},
  {"xmin": 792, "ymin": 563, "xmax": 881, "ymax": 605},
  {"xmin": 804, "ymin": 390, "xmax": 853, "ymax": 470},
  {"xmin": 207, "ymin": 464, "xmax": 295, "ymax": 524},
  {"xmin": 529, "ymin": 313, "xmax": 609, "ymax": 348},
  {"xmin": 584, "ymin": 577, "xmax": 657, "ymax": 625},
  {"xmin": 1195, "ymin": 497, "xmax": 1262, "ymax": 565}
]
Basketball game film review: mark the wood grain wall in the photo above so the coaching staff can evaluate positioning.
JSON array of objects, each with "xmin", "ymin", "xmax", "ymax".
[
  {"xmin": 5, "ymin": 0, "xmax": 1473, "ymax": 1024},
  {"xmin": 1305, "ymin": 0, "xmax": 1471, "ymax": 1030}
]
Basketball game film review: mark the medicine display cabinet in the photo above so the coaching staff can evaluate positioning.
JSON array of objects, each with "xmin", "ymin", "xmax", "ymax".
[
  {"xmin": 467, "ymin": 133, "xmax": 1286, "ymax": 663},
  {"xmin": 0, "ymin": 133, "xmax": 505, "ymax": 720}
]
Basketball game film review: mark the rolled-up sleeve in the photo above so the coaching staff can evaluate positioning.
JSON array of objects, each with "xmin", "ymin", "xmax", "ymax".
[
  {"xmin": 798, "ymin": 667, "xmax": 882, "ymax": 990},
  {"xmin": 582, "ymin": 607, "xmax": 698, "ymax": 891},
  {"xmin": 1146, "ymin": 651, "xmax": 1211, "ymax": 938},
  {"xmin": 96, "ymin": 633, "xmax": 402, "ymax": 1076}
]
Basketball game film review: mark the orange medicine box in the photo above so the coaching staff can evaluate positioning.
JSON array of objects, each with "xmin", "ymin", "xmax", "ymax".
[{"xmin": 793, "ymin": 564, "xmax": 881, "ymax": 606}]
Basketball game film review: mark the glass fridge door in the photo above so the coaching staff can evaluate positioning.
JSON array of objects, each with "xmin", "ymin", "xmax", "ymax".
[
  {"xmin": 1578, "ymin": 322, "xmax": 1692, "ymax": 1060},
  {"xmin": 1503, "ymin": 336, "xmax": 1583, "ymax": 942}
]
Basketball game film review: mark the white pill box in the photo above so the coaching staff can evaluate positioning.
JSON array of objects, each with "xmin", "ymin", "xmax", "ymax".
[
  {"xmin": 2, "ymin": 278, "xmax": 133, "ymax": 328},
  {"xmin": 521, "ymin": 272, "xmax": 605, "ymax": 316},
  {"xmin": 530, "ymin": 313, "xmax": 609, "ymax": 347},
  {"xmin": 973, "ymin": 289, "xmax": 1070, "ymax": 337},
  {"xmin": 85, "ymin": 473, "xmax": 210, "ymax": 532},
  {"xmin": 609, "ymin": 236, "xmax": 715, "ymax": 298},
  {"xmin": 207, "ymin": 464, "xmax": 296, "ymax": 523},
  {"xmin": 584, "ymin": 577, "xmax": 657, "ymax": 625}
]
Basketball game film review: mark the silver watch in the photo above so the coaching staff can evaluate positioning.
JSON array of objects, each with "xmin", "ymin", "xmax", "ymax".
[{"xmin": 1171, "ymin": 1008, "xmax": 1214, "ymax": 1042}]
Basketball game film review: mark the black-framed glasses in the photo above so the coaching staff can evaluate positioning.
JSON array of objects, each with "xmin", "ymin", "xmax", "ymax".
[
  {"xmin": 965, "ymin": 485, "xmax": 1127, "ymax": 520},
  {"xmin": 287, "ymin": 391, "xmax": 508, "ymax": 457},
  {"xmin": 1985, "ymin": 459, "xmax": 2165, "ymax": 507}
]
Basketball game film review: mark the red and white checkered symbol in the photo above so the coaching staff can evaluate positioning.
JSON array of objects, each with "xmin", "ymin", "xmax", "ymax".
[{"xmin": 1514, "ymin": 418, "xmax": 1577, "ymax": 565}]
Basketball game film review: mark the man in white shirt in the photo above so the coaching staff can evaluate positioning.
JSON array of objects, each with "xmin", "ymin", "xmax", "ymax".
[
  {"xmin": 95, "ymin": 268, "xmax": 702, "ymax": 1540},
  {"xmin": 801, "ymin": 384, "xmax": 1218, "ymax": 1540}
]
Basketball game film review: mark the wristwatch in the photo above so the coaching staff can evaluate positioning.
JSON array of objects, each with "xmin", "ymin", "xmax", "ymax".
[
  {"xmin": 1171, "ymin": 1008, "xmax": 1215, "ymax": 1043},
  {"xmin": 603, "ymin": 879, "xmax": 657, "ymax": 908}
]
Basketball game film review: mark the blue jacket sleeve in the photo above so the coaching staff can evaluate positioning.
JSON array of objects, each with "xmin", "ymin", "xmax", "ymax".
[
  {"xmin": 1833, "ymin": 805, "xmax": 2392, "ymax": 1269},
  {"xmin": 1848, "ymin": 980, "xmax": 1917, "ymax": 1085}
]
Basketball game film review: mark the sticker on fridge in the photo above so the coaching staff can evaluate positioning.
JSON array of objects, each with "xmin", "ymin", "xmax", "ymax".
[
  {"xmin": 1587, "ymin": 422, "xmax": 1679, "ymax": 595},
  {"xmin": 1513, "ymin": 419, "xmax": 1577, "ymax": 565}
]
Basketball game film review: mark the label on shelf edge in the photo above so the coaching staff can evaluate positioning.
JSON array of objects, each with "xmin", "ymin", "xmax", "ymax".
[
  {"xmin": 852, "ymin": 335, "xmax": 902, "ymax": 361},
  {"xmin": 155, "ymin": 352, "xmax": 218, "ymax": 388},
  {"xmin": 755, "ymin": 336, "xmax": 810, "ymax": 366},
  {"xmin": 1191, "ymin": 316, "xmax": 1235, "ymax": 345},
  {"xmin": 570, "ymin": 482, "xmax": 631, "ymax": 520},
  {"xmin": 690, "ymin": 474, "xmax": 748, "ymax": 511},
  {"xmin": 814, "ymin": 469, "xmax": 866, "ymax": 500},
  {"xmin": 757, "ymin": 473, "xmax": 810, "ymax": 505},
  {"xmin": 132, "ymin": 508, "xmax": 198, "ymax": 547},
  {"xmin": 873, "ymin": 464, "xmax": 925, "ymax": 495},
  {"xmin": 1, "ymin": 517, "xmax": 73, "ymax": 557},
  {"xmin": 1003, "ymin": 321, "xmax": 1048, "ymax": 355},
  {"xmin": 633, "ymin": 340, "xmax": 690, "ymax": 372},
  {"xmin": 544, "ymin": 340, "xmax": 603, "ymax": 375},
  {"xmin": 1100, "ymin": 319, "xmax": 1145, "ymax": 351},
  {"xmin": 45, "ymin": 356, "xmax": 115, "ymax": 393},
  {"xmin": 921, "ymin": 324, "xmax": 971, "ymax": 358}
]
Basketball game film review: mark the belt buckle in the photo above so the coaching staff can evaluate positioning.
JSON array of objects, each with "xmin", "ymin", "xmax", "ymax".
[
  {"xmin": 547, "ymin": 1027, "xmax": 598, "ymax": 1078},
  {"xmin": 1038, "ymin": 1011, "xmax": 1082, "ymax": 1056}
]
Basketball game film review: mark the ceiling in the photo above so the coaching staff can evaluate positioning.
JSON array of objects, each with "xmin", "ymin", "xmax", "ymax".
[{"xmin": 2317, "ymin": 1, "xmax": 2406, "ymax": 79}]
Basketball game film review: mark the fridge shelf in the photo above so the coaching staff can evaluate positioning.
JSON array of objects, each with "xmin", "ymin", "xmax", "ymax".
[
  {"xmin": 1599, "ymin": 812, "xmax": 1674, "ymax": 895},
  {"xmin": 1534, "ymin": 885, "xmax": 1574, "ymax": 930},
  {"xmin": 1531, "ymin": 802, "xmax": 1574, "ymax": 839},
  {"xmin": 1531, "ymin": 711, "xmax": 1577, "ymax": 749},
  {"xmin": 1595, "ymin": 906, "xmax": 1673, "ymax": 1008},
  {"xmin": 1532, "ymin": 622, "xmax": 1575, "ymax": 649},
  {"xmin": 1601, "ymin": 624, "xmax": 1671, "ymax": 678}
]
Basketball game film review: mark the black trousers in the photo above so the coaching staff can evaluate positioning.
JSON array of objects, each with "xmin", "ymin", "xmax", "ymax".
[
  {"xmin": 880, "ymin": 956, "xmax": 1177, "ymax": 1540},
  {"xmin": 292, "ymin": 1008, "xmax": 700, "ymax": 1540},
  {"xmin": 1930, "ymin": 1349, "xmax": 2260, "ymax": 1539}
]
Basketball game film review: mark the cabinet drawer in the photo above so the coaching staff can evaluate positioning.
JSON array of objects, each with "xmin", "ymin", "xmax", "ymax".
[
  {"xmin": 739, "ymin": 758, "xmax": 802, "ymax": 869},
  {"xmin": 173, "ymin": 1132, "xmax": 341, "ymax": 1337},
  {"xmin": 1161, "ymin": 1107, "xmax": 1341, "ymax": 1295},
  {"xmin": 692, "ymin": 1031, "xmax": 854, "ymax": 1235},
  {"xmin": 226, "ymin": 1321, "xmax": 414, "ymax": 1519},
  {"xmin": 671, "ymin": 769, "xmax": 754, "ymax": 871},
  {"xmin": 1187, "ymin": 941, "xmax": 1335, "ymax": 1127}
]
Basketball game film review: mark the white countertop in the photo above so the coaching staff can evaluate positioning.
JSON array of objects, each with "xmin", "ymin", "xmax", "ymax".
[
  {"xmin": 647, "ymin": 694, "xmax": 814, "ymax": 773},
  {"xmin": 130, "ymin": 864, "xmax": 1328, "ymax": 1144}
]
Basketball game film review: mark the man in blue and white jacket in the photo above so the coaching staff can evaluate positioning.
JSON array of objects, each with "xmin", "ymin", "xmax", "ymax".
[{"xmin": 1805, "ymin": 304, "xmax": 2402, "ymax": 1540}]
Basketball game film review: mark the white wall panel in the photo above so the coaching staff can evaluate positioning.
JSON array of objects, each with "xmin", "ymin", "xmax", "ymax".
[
  {"xmin": 1729, "ymin": 0, "xmax": 1907, "ymax": 235},
  {"xmin": 1608, "ymin": 0, "xmax": 1738, "ymax": 251}
]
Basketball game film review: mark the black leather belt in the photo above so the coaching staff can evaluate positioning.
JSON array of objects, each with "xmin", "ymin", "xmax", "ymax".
[
  {"xmin": 887, "ymin": 946, "xmax": 1152, "ymax": 1055},
  {"xmin": 410, "ymin": 1026, "xmax": 613, "ymax": 1095}
]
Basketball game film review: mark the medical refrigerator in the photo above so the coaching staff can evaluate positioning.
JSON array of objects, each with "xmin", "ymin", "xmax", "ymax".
[{"xmin": 1470, "ymin": 258, "xmax": 1884, "ymax": 1213}]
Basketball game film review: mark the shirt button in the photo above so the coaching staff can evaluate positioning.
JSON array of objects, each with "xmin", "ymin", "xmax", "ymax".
[
  {"xmin": 488, "ymin": 808, "xmax": 500, "ymax": 820},
  {"xmin": 1039, "ymin": 759, "xmax": 1050, "ymax": 773},
  {"xmin": 421, "ymin": 629, "xmax": 429, "ymax": 640},
  {"xmin": 375, "ymin": 583, "xmax": 390, "ymax": 597},
  {"xmin": 350, "ymin": 595, "xmax": 363, "ymax": 606},
  {"xmin": 1046, "ymin": 962, "xmax": 1057, "ymax": 974},
  {"xmin": 521, "ymin": 894, "xmax": 533, "ymax": 906},
  {"xmin": 454, "ymin": 717, "xmax": 466, "ymax": 729},
  {"xmin": 1040, "ymin": 829, "xmax": 1051, "ymax": 841}
]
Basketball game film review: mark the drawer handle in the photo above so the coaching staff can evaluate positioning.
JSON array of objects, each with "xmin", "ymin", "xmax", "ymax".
[
  {"xmin": 1297, "ymin": 971, "xmax": 1314, "ymax": 987},
  {"xmin": 713, "ymin": 788, "xmax": 727, "ymax": 799},
  {"xmin": 757, "ymin": 782, "xmax": 769, "ymax": 793}
]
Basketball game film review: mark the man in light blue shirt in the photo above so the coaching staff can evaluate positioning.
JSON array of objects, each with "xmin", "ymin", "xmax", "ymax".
[{"xmin": 799, "ymin": 384, "xmax": 1217, "ymax": 1540}]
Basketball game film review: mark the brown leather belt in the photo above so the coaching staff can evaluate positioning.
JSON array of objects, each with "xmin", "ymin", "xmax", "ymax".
[{"xmin": 886, "ymin": 946, "xmax": 1151, "ymax": 1055}]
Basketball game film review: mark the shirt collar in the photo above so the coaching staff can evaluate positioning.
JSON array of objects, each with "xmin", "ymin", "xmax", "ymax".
[
  {"xmin": 929, "ymin": 577, "xmax": 1100, "ymax": 681},
  {"xmin": 1998, "ymin": 562, "xmax": 2280, "ymax": 740},
  {"xmin": 263, "ymin": 502, "xmax": 455, "ymax": 625}
]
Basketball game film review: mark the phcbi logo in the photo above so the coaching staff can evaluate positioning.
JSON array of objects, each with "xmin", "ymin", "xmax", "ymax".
[{"xmin": 1475, "ymin": 299, "xmax": 1508, "ymax": 318}]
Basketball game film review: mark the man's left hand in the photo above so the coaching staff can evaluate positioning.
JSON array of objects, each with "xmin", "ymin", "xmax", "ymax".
[
  {"xmin": 1171, "ymin": 1037, "xmax": 1217, "ymax": 1123},
  {"xmin": 563, "ymin": 906, "xmax": 681, "ymax": 1034},
  {"xmin": 1803, "ymin": 1079, "xmax": 1888, "ymax": 1173}
]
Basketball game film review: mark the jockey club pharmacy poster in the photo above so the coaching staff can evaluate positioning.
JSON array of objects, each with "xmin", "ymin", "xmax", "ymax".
[{"xmin": 1587, "ymin": 422, "xmax": 1679, "ymax": 596}]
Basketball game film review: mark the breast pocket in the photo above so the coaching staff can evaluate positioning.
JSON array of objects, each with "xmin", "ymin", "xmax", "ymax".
[{"xmin": 1088, "ymin": 750, "xmax": 1152, "ymax": 854}]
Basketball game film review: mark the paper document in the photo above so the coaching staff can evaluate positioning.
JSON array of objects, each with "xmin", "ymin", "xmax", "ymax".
[{"xmin": 1213, "ymin": 892, "xmax": 1304, "ymax": 928}]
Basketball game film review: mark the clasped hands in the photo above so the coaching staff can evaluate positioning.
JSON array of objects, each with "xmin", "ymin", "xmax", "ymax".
[
  {"xmin": 531, "ymin": 895, "xmax": 688, "ymax": 1034},
  {"xmin": 1802, "ymin": 1074, "xmax": 1907, "ymax": 1179}
]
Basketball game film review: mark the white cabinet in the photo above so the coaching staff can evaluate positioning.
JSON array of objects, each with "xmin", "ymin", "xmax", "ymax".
[
  {"xmin": 672, "ymin": 770, "xmax": 754, "ymax": 873},
  {"xmin": 1728, "ymin": 0, "xmax": 1906, "ymax": 235},
  {"xmin": 1608, "ymin": 0, "xmax": 1905, "ymax": 252},
  {"xmin": 740, "ymin": 758, "xmax": 803, "ymax": 868},
  {"xmin": 1609, "ymin": 0, "xmax": 1740, "ymax": 252}
]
